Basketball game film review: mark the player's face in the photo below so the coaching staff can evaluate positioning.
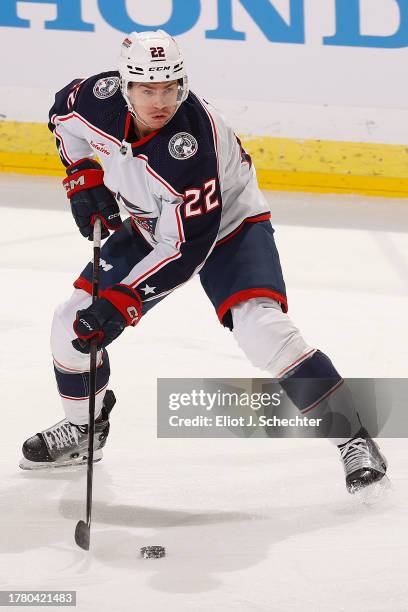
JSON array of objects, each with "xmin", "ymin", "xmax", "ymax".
[{"xmin": 128, "ymin": 81, "xmax": 179, "ymax": 132}]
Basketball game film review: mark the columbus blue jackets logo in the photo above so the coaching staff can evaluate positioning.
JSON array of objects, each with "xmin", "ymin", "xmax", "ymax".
[
  {"xmin": 93, "ymin": 77, "xmax": 120, "ymax": 99},
  {"xmin": 134, "ymin": 216, "xmax": 158, "ymax": 241},
  {"xmin": 168, "ymin": 133, "xmax": 198, "ymax": 160}
]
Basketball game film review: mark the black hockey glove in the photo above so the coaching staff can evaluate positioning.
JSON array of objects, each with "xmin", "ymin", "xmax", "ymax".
[
  {"xmin": 63, "ymin": 158, "xmax": 122, "ymax": 241},
  {"xmin": 72, "ymin": 284, "xmax": 142, "ymax": 353}
]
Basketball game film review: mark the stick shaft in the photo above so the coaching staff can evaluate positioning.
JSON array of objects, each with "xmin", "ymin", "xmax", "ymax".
[{"xmin": 86, "ymin": 218, "xmax": 102, "ymax": 528}]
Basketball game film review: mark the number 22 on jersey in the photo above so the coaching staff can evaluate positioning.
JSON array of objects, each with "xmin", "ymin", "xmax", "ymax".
[{"xmin": 184, "ymin": 179, "xmax": 220, "ymax": 219}]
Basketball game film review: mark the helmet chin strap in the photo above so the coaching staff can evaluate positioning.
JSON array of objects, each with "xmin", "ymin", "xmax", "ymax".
[{"xmin": 129, "ymin": 106, "xmax": 155, "ymax": 131}]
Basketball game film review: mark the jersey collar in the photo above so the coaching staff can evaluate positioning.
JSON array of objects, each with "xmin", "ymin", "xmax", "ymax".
[{"xmin": 124, "ymin": 112, "xmax": 161, "ymax": 148}]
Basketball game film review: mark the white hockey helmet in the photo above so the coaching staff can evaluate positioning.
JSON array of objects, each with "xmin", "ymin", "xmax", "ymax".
[{"xmin": 118, "ymin": 30, "xmax": 189, "ymax": 119}]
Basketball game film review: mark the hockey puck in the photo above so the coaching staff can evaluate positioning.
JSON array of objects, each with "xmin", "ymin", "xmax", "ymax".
[{"xmin": 140, "ymin": 545, "xmax": 166, "ymax": 559}]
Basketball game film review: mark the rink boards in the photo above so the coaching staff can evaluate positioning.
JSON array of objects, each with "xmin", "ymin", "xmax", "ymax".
[{"xmin": 1, "ymin": 120, "xmax": 408, "ymax": 198}]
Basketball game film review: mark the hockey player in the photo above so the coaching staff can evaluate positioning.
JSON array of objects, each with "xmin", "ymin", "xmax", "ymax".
[{"xmin": 20, "ymin": 31, "xmax": 387, "ymax": 494}]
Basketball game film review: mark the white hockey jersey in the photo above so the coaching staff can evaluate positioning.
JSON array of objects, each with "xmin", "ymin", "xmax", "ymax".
[{"xmin": 49, "ymin": 72, "xmax": 271, "ymax": 302}]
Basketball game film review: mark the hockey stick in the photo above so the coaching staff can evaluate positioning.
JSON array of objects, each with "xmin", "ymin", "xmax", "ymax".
[{"xmin": 75, "ymin": 217, "xmax": 102, "ymax": 551}]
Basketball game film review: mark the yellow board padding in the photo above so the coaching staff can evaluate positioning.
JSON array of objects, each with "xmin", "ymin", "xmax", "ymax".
[
  {"xmin": 0, "ymin": 152, "xmax": 64, "ymax": 176},
  {"xmin": 1, "ymin": 120, "xmax": 408, "ymax": 197},
  {"xmin": 0, "ymin": 121, "xmax": 58, "ymax": 156},
  {"xmin": 0, "ymin": 121, "xmax": 64, "ymax": 176},
  {"xmin": 241, "ymin": 136, "xmax": 408, "ymax": 177}
]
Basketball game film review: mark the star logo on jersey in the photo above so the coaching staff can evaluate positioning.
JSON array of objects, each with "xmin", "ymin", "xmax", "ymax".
[
  {"xmin": 168, "ymin": 132, "xmax": 198, "ymax": 160},
  {"xmin": 93, "ymin": 77, "xmax": 120, "ymax": 100},
  {"xmin": 140, "ymin": 284, "xmax": 156, "ymax": 295}
]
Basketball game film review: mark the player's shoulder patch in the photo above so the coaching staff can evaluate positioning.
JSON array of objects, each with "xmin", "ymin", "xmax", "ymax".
[
  {"xmin": 168, "ymin": 132, "xmax": 198, "ymax": 161},
  {"xmin": 93, "ymin": 76, "xmax": 120, "ymax": 100},
  {"xmin": 70, "ymin": 71, "xmax": 126, "ymax": 142}
]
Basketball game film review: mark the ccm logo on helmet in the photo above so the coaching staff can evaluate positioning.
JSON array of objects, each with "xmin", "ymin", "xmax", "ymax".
[{"xmin": 149, "ymin": 66, "xmax": 171, "ymax": 71}]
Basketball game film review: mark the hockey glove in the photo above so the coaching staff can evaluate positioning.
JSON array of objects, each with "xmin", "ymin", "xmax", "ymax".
[
  {"xmin": 72, "ymin": 284, "xmax": 142, "ymax": 353},
  {"xmin": 63, "ymin": 158, "xmax": 122, "ymax": 240}
]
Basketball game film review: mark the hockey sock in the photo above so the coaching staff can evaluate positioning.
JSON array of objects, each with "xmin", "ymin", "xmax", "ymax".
[
  {"xmin": 279, "ymin": 350, "xmax": 362, "ymax": 443},
  {"xmin": 53, "ymin": 349, "xmax": 110, "ymax": 422}
]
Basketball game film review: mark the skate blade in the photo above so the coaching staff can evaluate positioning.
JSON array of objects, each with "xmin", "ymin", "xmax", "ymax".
[
  {"xmin": 353, "ymin": 475, "xmax": 392, "ymax": 505},
  {"xmin": 18, "ymin": 449, "xmax": 103, "ymax": 470}
]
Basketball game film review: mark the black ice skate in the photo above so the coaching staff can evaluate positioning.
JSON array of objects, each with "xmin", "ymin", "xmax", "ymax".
[
  {"xmin": 19, "ymin": 390, "xmax": 116, "ymax": 470},
  {"xmin": 339, "ymin": 427, "xmax": 387, "ymax": 494}
]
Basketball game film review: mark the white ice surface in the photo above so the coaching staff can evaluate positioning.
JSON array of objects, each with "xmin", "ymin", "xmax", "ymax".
[{"xmin": 1, "ymin": 176, "xmax": 407, "ymax": 611}]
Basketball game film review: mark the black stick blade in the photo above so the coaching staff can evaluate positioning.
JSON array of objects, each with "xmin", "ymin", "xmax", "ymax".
[{"xmin": 75, "ymin": 520, "xmax": 90, "ymax": 550}]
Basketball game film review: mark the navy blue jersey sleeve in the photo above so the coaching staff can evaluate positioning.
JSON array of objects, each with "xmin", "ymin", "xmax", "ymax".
[
  {"xmin": 48, "ymin": 78, "xmax": 89, "ymax": 166},
  {"xmin": 48, "ymin": 79, "xmax": 85, "ymax": 130},
  {"xmin": 47, "ymin": 72, "xmax": 126, "ymax": 167}
]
